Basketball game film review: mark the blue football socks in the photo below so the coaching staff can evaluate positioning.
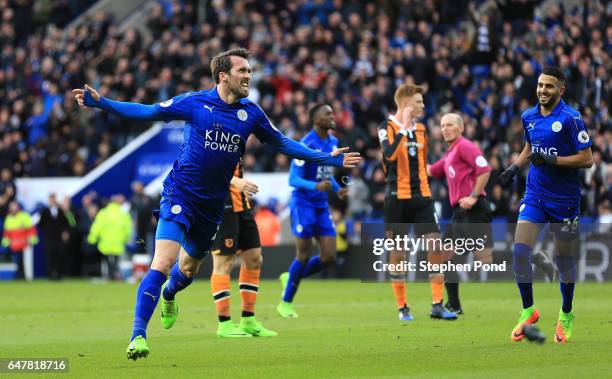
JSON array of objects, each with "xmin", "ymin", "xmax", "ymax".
[
  {"xmin": 131, "ymin": 269, "xmax": 166, "ymax": 341},
  {"xmin": 283, "ymin": 259, "xmax": 305, "ymax": 302},
  {"xmin": 162, "ymin": 263, "xmax": 194, "ymax": 301},
  {"xmin": 513, "ymin": 243, "xmax": 534, "ymax": 309}
]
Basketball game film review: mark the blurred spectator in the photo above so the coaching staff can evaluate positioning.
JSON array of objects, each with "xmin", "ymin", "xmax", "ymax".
[
  {"xmin": 255, "ymin": 199, "xmax": 281, "ymax": 246},
  {"xmin": 77, "ymin": 193, "xmax": 100, "ymax": 276},
  {"xmin": 87, "ymin": 194, "xmax": 131, "ymax": 280},
  {"xmin": 38, "ymin": 194, "xmax": 69, "ymax": 280},
  {"xmin": 368, "ymin": 165, "xmax": 386, "ymax": 218},
  {"xmin": 0, "ymin": 169, "xmax": 16, "ymax": 218},
  {"xmin": 0, "ymin": 0, "xmax": 608, "ymax": 223},
  {"xmin": 60, "ymin": 196, "xmax": 80, "ymax": 276},
  {"xmin": 490, "ymin": 184, "xmax": 510, "ymax": 218},
  {"xmin": 323, "ymin": 207, "xmax": 348, "ymax": 278},
  {"xmin": 129, "ymin": 181, "xmax": 155, "ymax": 253},
  {"xmin": 583, "ymin": 150, "xmax": 608, "ymax": 215},
  {"xmin": 2, "ymin": 201, "xmax": 38, "ymax": 279}
]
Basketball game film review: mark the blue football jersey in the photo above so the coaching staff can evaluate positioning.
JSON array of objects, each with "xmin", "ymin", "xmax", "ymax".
[
  {"xmin": 155, "ymin": 88, "xmax": 281, "ymax": 222},
  {"xmin": 83, "ymin": 86, "xmax": 344, "ymax": 229},
  {"xmin": 522, "ymin": 99, "xmax": 592, "ymax": 203},
  {"xmin": 289, "ymin": 130, "xmax": 340, "ymax": 208}
]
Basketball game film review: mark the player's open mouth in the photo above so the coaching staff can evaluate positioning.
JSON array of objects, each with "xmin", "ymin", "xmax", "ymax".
[{"xmin": 539, "ymin": 94, "xmax": 550, "ymax": 100}]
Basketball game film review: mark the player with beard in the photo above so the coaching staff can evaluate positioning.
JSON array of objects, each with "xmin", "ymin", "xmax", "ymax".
[
  {"xmin": 73, "ymin": 49, "xmax": 361, "ymax": 359},
  {"xmin": 498, "ymin": 66, "xmax": 593, "ymax": 343}
]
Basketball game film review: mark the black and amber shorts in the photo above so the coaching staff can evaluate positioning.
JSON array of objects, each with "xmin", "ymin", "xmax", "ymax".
[
  {"xmin": 212, "ymin": 209, "xmax": 261, "ymax": 256},
  {"xmin": 383, "ymin": 196, "xmax": 440, "ymax": 236}
]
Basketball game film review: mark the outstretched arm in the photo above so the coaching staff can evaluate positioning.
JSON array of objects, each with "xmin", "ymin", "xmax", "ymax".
[
  {"xmin": 253, "ymin": 109, "xmax": 360, "ymax": 167},
  {"xmin": 73, "ymin": 85, "xmax": 161, "ymax": 120},
  {"xmin": 73, "ymin": 84, "xmax": 192, "ymax": 122}
]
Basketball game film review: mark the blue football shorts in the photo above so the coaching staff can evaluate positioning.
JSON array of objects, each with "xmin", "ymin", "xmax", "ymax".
[
  {"xmin": 517, "ymin": 195, "xmax": 580, "ymax": 241},
  {"xmin": 290, "ymin": 204, "xmax": 336, "ymax": 239},
  {"xmin": 154, "ymin": 198, "xmax": 220, "ymax": 259}
]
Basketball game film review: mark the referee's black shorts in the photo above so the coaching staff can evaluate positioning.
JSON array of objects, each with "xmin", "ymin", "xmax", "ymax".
[
  {"xmin": 212, "ymin": 209, "xmax": 261, "ymax": 256},
  {"xmin": 444, "ymin": 196, "xmax": 494, "ymax": 248}
]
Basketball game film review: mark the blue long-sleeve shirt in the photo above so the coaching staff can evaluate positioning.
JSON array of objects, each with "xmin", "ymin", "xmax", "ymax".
[
  {"xmin": 289, "ymin": 129, "xmax": 341, "ymax": 209},
  {"xmin": 83, "ymin": 87, "xmax": 343, "ymax": 223}
]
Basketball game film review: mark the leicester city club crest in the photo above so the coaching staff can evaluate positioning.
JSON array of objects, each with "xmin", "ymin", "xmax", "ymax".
[{"xmin": 237, "ymin": 109, "xmax": 248, "ymax": 121}]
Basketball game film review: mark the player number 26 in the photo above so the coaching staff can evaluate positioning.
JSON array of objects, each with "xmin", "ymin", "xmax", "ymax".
[{"xmin": 560, "ymin": 216, "xmax": 579, "ymax": 234}]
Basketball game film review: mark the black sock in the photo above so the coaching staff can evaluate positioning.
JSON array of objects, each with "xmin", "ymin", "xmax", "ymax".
[
  {"xmin": 219, "ymin": 315, "xmax": 231, "ymax": 322},
  {"xmin": 444, "ymin": 264, "xmax": 461, "ymax": 308},
  {"xmin": 445, "ymin": 282, "xmax": 459, "ymax": 307},
  {"xmin": 242, "ymin": 311, "xmax": 254, "ymax": 318}
]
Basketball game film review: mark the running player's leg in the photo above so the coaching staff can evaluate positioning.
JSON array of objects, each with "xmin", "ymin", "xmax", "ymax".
[
  {"xmin": 211, "ymin": 253, "xmax": 234, "ymax": 323},
  {"xmin": 234, "ymin": 210, "xmax": 275, "ymax": 335},
  {"xmin": 278, "ymin": 237, "xmax": 312, "ymax": 317},
  {"xmin": 314, "ymin": 235, "xmax": 336, "ymax": 270},
  {"xmin": 552, "ymin": 238, "xmax": 577, "ymax": 342},
  {"xmin": 510, "ymin": 201, "xmax": 545, "ymax": 341},
  {"xmin": 278, "ymin": 206, "xmax": 315, "ymax": 317},
  {"xmin": 302, "ymin": 207, "xmax": 337, "ymax": 277},
  {"xmin": 164, "ymin": 216, "xmax": 217, "ymax": 302},
  {"xmin": 238, "ymin": 248, "xmax": 277, "ymax": 336},
  {"xmin": 550, "ymin": 210, "xmax": 579, "ymax": 343},
  {"xmin": 209, "ymin": 210, "xmax": 247, "ymax": 336},
  {"xmin": 210, "ymin": 252, "xmax": 251, "ymax": 337},
  {"xmin": 160, "ymin": 220, "xmax": 215, "ymax": 331},
  {"xmin": 127, "ymin": 218, "xmax": 183, "ymax": 360},
  {"xmin": 162, "ymin": 248, "xmax": 203, "ymax": 302}
]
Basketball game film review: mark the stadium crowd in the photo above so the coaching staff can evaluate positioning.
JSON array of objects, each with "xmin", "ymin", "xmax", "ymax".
[{"xmin": 0, "ymin": 0, "xmax": 610, "ymax": 228}]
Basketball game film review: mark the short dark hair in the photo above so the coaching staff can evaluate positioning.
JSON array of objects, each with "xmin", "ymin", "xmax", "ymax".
[
  {"xmin": 541, "ymin": 66, "xmax": 566, "ymax": 84},
  {"xmin": 210, "ymin": 48, "xmax": 251, "ymax": 84},
  {"xmin": 309, "ymin": 103, "xmax": 327, "ymax": 123}
]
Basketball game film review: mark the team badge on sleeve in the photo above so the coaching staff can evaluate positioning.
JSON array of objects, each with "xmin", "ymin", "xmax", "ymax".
[
  {"xmin": 378, "ymin": 128, "xmax": 388, "ymax": 141},
  {"xmin": 475, "ymin": 156, "xmax": 488, "ymax": 167},
  {"xmin": 294, "ymin": 159, "xmax": 305, "ymax": 167},
  {"xmin": 159, "ymin": 99, "xmax": 173, "ymax": 107},
  {"xmin": 578, "ymin": 131, "xmax": 590, "ymax": 143}
]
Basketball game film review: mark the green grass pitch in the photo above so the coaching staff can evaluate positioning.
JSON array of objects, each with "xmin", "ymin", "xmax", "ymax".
[{"xmin": 2, "ymin": 280, "xmax": 612, "ymax": 378}]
